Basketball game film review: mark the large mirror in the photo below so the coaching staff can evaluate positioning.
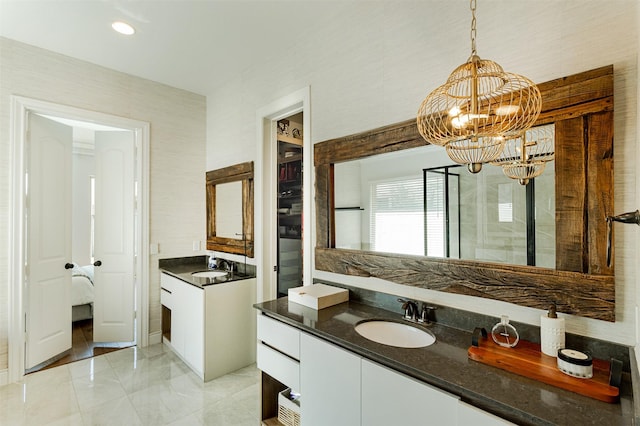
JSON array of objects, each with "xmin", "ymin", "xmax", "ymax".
[
  {"xmin": 206, "ymin": 161, "xmax": 254, "ymax": 257},
  {"xmin": 333, "ymin": 128, "xmax": 556, "ymax": 268},
  {"xmin": 315, "ymin": 66, "xmax": 615, "ymax": 321}
]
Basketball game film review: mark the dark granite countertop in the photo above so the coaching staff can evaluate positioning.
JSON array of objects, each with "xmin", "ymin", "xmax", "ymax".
[
  {"xmin": 254, "ymin": 297, "xmax": 634, "ymax": 426},
  {"xmin": 159, "ymin": 255, "xmax": 256, "ymax": 288}
]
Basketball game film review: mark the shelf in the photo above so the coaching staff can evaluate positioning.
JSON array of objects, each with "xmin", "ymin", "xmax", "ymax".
[
  {"xmin": 277, "ymin": 134, "xmax": 303, "ymax": 146},
  {"xmin": 278, "ymin": 180, "xmax": 301, "ymax": 187},
  {"xmin": 279, "ymin": 235, "xmax": 301, "ymax": 240},
  {"xmin": 279, "ymin": 154, "xmax": 302, "ymax": 164},
  {"xmin": 278, "ymin": 213, "xmax": 301, "ymax": 220}
]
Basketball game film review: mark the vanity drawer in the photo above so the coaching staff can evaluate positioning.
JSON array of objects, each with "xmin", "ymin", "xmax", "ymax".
[
  {"xmin": 257, "ymin": 342, "xmax": 300, "ymax": 390},
  {"xmin": 160, "ymin": 273, "xmax": 177, "ymax": 293},
  {"xmin": 257, "ymin": 314, "xmax": 300, "ymax": 359},
  {"xmin": 160, "ymin": 287, "xmax": 173, "ymax": 309}
]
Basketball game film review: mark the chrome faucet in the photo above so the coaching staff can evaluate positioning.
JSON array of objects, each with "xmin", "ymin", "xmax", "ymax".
[
  {"xmin": 398, "ymin": 299, "xmax": 437, "ymax": 324},
  {"xmin": 217, "ymin": 258, "xmax": 235, "ymax": 272},
  {"xmin": 419, "ymin": 304, "xmax": 437, "ymax": 324},
  {"xmin": 398, "ymin": 299, "xmax": 419, "ymax": 321}
]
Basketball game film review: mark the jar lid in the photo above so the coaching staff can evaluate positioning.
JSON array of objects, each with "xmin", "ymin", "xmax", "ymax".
[{"xmin": 557, "ymin": 348, "xmax": 593, "ymax": 366}]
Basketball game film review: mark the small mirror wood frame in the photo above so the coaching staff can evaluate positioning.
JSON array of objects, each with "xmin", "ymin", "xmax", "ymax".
[
  {"xmin": 315, "ymin": 66, "xmax": 614, "ymax": 321},
  {"xmin": 206, "ymin": 161, "xmax": 254, "ymax": 257}
]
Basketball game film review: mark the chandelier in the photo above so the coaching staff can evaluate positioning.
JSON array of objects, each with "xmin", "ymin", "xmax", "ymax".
[
  {"xmin": 417, "ymin": 0, "xmax": 542, "ymax": 174},
  {"xmin": 491, "ymin": 124, "xmax": 555, "ymax": 185}
]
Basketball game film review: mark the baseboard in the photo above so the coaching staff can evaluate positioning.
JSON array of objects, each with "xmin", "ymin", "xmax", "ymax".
[
  {"xmin": 148, "ymin": 331, "xmax": 162, "ymax": 346},
  {"xmin": 0, "ymin": 368, "xmax": 8, "ymax": 387}
]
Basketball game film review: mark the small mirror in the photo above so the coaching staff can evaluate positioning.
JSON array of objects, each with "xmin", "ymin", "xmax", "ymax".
[
  {"xmin": 215, "ymin": 181, "xmax": 243, "ymax": 239},
  {"xmin": 206, "ymin": 161, "xmax": 254, "ymax": 257}
]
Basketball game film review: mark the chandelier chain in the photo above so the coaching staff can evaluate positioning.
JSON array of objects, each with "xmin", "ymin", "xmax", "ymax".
[
  {"xmin": 470, "ymin": 0, "xmax": 477, "ymax": 56},
  {"xmin": 417, "ymin": 0, "xmax": 543, "ymax": 177}
]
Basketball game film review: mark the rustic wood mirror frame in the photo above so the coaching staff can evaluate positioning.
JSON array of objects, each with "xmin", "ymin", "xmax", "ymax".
[
  {"xmin": 206, "ymin": 161, "xmax": 254, "ymax": 257},
  {"xmin": 315, "ymin": 66, "xmax": 615, "ymax": 321}
]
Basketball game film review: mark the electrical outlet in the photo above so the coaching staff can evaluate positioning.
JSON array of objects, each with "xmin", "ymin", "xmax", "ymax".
[
  {"xmin": 193, "ymin": 240, "xmax": 201, "ymax": 251},
  {"xmin": 149, "ymin": 243, "xmax": 159, "ymax": 255}
]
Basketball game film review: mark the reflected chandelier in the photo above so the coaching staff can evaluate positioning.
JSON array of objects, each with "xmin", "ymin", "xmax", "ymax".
[
  {"xmin": 491, "ymin": 124, "xmax": 555, "ymax": 185},
  {"xmin": 417, "ymin": 0, "xmax": 542, "ymax": 174}
]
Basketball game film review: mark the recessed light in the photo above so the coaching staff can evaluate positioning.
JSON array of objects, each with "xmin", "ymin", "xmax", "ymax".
[{"xmin": 112, "ymin": 21, "xmax": 135, "ymax": 36}]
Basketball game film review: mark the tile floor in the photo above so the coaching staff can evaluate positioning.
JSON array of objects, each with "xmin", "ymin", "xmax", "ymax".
[
  {"xmin": 1, "ymin": 344, "xmax": 260, "ymax": 425},
  {"xmin": 32, "ymin": 319, "xmax": 131, "ymax": 374}
]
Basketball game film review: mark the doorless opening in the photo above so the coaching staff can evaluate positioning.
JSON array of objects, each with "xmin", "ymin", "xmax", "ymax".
[{"xmin": 255, "ymin": 87, "xmax": 312, "ymax": 303}]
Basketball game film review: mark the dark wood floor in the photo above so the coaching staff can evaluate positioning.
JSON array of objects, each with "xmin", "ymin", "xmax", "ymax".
[{"xmin": 31, "ymin": 319, "xmax": 132, "ymax": 373}]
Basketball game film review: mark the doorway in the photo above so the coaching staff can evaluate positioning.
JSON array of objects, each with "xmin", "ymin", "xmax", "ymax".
[
  {"xmin": 26, "ymin": 113, "xmax": 136, "ymax": 373},
  {"xmin": 8, "ymin": 96, "xmax": 150, "ymax": 383},
  {"xmin": 276, "ymin": 114, "xmax": 304, "ymax": 297},
  {"xmin": 255, "ymin": 87, "xmax": 311, "ymax": 302}
]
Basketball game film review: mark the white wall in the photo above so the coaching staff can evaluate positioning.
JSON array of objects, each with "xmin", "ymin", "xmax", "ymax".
[
  {"xmin": 0, "ymin": 37, "xmax": 207, "ymax": 372},
  {"xmin": 206, "ymin": 1, "xmax": 638, "ymax": 344}
]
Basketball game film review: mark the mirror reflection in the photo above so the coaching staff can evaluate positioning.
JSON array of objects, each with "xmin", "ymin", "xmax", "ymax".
[
  {"xmin": 215, "ymin": 181, "xmax": 243, "ymax": 239},
  {"xmin": 334, "ymin": 124, "xmax": 556, "ymax": 268}
]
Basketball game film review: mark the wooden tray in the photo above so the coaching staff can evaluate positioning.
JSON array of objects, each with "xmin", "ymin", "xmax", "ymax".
[{"xmin": 468, "ymin": 329, "xmax": 621, "ymax": 403}]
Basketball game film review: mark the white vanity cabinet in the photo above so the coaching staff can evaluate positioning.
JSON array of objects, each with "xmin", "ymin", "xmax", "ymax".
[
  {"xmin": 170, "ymin": 274, "xmax": 204, "ymax": 374},
  {"xmin": 300, "ymin": 333, "xmax": 361, "ymax": 426},
  {"xmin": 361, "ymin": 359, "xmax": 459, "ymax": 425},
  {"xmin": 161, "ymin": 273, "xmax": 202, "ymax": 372},
  {"xmin": 161, "ymin": 272, "xmax": 256, "ymax": 381},
  {"xmin": 256, "ymin": 313, "xmax": 300, "ymax": 390},
  {"xmin": 257, "ymin": 313, "xmax": 515, "ymax": 426},
  {"xmin": 458, "ymin": 401, "xmax": 515, "ymax": 425}
]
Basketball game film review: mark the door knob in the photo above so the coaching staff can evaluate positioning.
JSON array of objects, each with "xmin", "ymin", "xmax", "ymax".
[
  {"xmin": 94, "ymin": 260, "xmax": 102, "ymax": 267},
  {"xmin": 64, "ymin": 263, "xmax": 74, "ymax": 269}
]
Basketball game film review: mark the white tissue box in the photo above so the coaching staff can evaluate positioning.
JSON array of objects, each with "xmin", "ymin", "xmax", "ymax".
[{"xmin": 288, "ymin": 284, "xmax": 349, "ymax": 310}]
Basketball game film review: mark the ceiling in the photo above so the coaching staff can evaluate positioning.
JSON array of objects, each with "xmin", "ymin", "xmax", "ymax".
[{"xmin": 0, "ymin": 0, "xmax": 355, "ymax": 95}]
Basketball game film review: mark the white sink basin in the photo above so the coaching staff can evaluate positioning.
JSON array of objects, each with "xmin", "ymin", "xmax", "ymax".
[
  {"xmin": 191, "ymin": 270, "xmax": 228, "ymax": 279},
  {"xmin": 355, "ymin": 320, "xmax": 436, "ymax": 348}
]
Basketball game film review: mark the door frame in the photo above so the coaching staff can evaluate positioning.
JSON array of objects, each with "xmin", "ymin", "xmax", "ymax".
[
  {"xmin": 255, "ymin": 87, "xmax": 311, "ymax": 302},
  {"xmin": 8, "ymin": 96, "xmax": 150, "ymax": 383}
]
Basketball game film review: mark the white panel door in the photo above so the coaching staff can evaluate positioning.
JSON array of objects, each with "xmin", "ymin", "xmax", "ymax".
[
  {"xmin": 300, "ymin": 333, "xmax": 361, "ymax": 426},
  {"xmin": 26, "ymin": 113, "xmax": 73, "ymax": 369},
  {"xmin": 181, "ymin": 281, "xmax": 204, "ymax": 376},
  {"xmin": 458, "ymin": 401, "xmax": 515, "ymax": 425},
  {"xmin": 93, "ymin": 131, "xmax": 135, "ymax": 342},
  {"xmin": 362, "ymin": 359, "xmax": 460, "ymax": 425}
]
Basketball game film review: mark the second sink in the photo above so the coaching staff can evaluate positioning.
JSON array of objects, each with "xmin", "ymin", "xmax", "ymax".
[
  {"xmin": 192, "ymin": 270, "xmax": 229, "ymax": 279},
  {"xmin": 355, "ymin": 320, "xmax": 436, "ymax": 348}
]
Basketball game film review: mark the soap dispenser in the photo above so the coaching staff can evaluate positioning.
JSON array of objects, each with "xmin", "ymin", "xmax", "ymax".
[{"xmin": 540, "ymin": 303, "xmax": 565, "ymax": 357}]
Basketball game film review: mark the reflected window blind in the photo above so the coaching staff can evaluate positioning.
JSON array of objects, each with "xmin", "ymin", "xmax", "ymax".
[
  {"xmin": 370, "ymin": 177, "xmax": 423, "ymax": 255},
  {"xmin": 425, "ymin": 172, "xmax": 445, "ymax": 257}
]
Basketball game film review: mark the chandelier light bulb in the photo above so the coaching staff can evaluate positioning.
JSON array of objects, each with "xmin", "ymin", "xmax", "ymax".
[{"xmin": 416, "ymin": 0, "xmax": 542, "ymax": 174}]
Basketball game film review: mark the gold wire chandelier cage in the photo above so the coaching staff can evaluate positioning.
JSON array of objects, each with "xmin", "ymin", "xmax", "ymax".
[
  {"xmin": 417, "ymin": 0, "xmax": 542, "ymax": 174},
  {"xmin": 491, "ymin": 124, "xmax": 555, "ymax": 185}
]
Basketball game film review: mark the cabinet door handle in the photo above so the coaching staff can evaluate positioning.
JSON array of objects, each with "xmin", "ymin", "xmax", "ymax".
[
  {"xmin": 64, "ymin": 263, "xmax": 74, "ymax": 270},
  {"xmin": 94, "ymin": 260, "xmax": 102, "ymax": 267}
]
